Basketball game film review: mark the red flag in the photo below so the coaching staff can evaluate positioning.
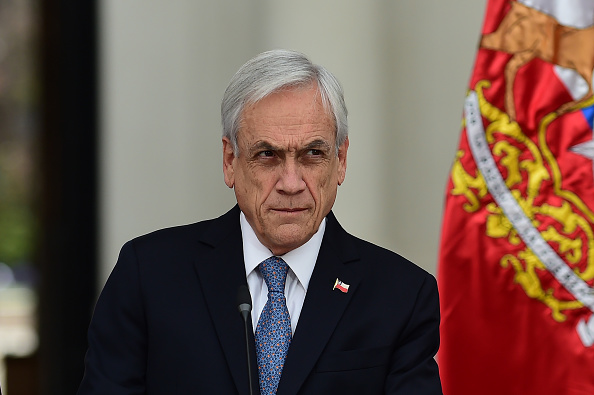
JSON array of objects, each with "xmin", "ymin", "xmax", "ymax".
[
  {"xmin": 438, "ymin": 1, "xmax": 594, "ymax": 393},
  {"xmin": 333, "ymin": 278, "xmax": 350, "ymax": 293}
]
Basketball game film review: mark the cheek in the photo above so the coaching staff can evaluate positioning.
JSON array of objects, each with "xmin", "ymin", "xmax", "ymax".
[
  {"xmin": 234, "ymin": 167, "xmax": 258, "ymax": 204},
  {"xmin": 320, "ymin": 164, "xmax": 338, "ymax": 188},
  {"xmin": 307, "ymin": 169, "xmax": 335, "ymax": 201},
  {"xmin": 243, "ymin": 169, "xmax": 277, "ymax": 203}
]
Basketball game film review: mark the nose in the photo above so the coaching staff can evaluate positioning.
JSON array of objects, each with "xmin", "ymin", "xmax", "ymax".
[{"xmin": 276, "ymin": 159, "xmax": 306, "ymax": 195}]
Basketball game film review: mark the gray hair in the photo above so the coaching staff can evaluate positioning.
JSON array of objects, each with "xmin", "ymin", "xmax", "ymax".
[{"xmin": 221, "ymin": 49, "xmax": 348, "ymax": 156}]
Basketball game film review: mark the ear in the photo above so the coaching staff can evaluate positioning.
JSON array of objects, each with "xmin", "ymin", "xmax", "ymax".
[
  {"xmin": 337, "ymin": 137, "xmax": 349, "ymax": 186},
  {"xmin": 222, "ymin": 137, "xmax": 236, "ymax": 188}
]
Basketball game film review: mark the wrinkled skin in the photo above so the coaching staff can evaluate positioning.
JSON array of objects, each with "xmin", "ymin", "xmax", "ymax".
[{"xmin": 223, "ymin": 84, "xmax": 348, "ymax": 255}]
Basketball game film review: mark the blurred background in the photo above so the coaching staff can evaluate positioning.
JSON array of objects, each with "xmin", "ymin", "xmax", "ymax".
[{"xmin": 0, "ymin": 1, "xmax": 486, "ymax": 393}]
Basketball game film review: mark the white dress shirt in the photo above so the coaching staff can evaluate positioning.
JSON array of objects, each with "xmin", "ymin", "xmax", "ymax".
[{"xmin": 240, "ymin": 212, "xmax": 326, "ymax": 334}]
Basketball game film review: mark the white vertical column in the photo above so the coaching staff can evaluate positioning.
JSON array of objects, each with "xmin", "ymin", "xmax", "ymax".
[
  {"xmin": 260, "ymin": 0, "xmax": 387, "ymax": 247},
  {"xmin": 381, "ymin": 1, "xmax": 486, "ymax": 270},
  {"xmin": 98, "ymin": 1, "xmax": 262, "ymax": 283}
]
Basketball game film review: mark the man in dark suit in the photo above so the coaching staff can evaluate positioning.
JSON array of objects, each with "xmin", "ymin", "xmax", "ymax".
[{"xmin": 78, "ymin": 49, "xmax": 442, "ymax": 394}]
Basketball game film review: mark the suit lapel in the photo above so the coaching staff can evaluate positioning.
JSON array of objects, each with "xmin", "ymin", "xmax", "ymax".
[
  {"xmin": 277, "ymin": 213, "xmax": 362, "ymax": 395},
  {"xmin": 194, "ymin": 209, "xmax": 361, "ymax": 395},
  {"xmin": 192, "ymin": 206, "xmax": 259, "ymax": 395}
]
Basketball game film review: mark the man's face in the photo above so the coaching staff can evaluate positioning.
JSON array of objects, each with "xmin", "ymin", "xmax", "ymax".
[{"xmin": 223, "ymin": 84, "xmax": 348, "ymax": 255}]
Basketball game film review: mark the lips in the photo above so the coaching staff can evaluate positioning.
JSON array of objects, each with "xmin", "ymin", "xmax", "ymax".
[{"xmin": 272, "ymin": 208, "xmax": 307, "ymax": 213}]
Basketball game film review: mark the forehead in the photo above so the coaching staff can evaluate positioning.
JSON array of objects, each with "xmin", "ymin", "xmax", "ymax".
[{"xmin": 239, "ymin": 85, "xmax": 336, "ymax": 142}]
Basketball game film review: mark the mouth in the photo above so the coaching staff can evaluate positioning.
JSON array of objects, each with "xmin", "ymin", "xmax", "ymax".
[
  {"xmin": 272, "ymin": 208, "xmax": 307, "ymax": 213},
  {"xmin": 270, "ymin": 207, "xmax": 309, "ymax": 215}
]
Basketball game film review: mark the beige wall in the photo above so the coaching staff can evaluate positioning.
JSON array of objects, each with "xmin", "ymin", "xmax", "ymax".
[{"xmin": 98, "ymin": 1, "xmax": 487, "ymax": 284}]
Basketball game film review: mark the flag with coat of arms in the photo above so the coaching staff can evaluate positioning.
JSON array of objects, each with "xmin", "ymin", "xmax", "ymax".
[{"xmin": 438, "ymin": 0, "xmax": 594, "ymax": 393}]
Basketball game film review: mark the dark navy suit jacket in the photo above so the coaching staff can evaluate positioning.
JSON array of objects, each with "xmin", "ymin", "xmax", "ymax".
[{"xmin": 78, "ymin": 206, "xmax": 442, "ymax": 394}]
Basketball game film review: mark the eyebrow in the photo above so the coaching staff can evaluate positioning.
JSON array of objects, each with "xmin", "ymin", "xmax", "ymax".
[
  {"xmin": 248, "ymin": 141, "xmax": 279, "ymax": 156},
  {"xmin": 303, "ymin": 139, "xmax": 332, "ymax": 152},
  {"xmin": 248, "ymin": 139, "xmax": 332, "ymax": 155}
]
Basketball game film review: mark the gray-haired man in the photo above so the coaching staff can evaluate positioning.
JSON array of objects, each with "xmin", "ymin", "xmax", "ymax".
[{"xmin": 78, "ymin": 49, "xmax": 442, "ymax": 395}]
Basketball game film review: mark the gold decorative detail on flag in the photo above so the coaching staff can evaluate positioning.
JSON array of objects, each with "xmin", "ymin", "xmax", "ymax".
[
  {"xmin": 480, "ymin": 1, "xmax": 594, "ymax": 121},
  {"xmin": 451, "ymin": 81, "xmax": 594, "ymax": 322}
]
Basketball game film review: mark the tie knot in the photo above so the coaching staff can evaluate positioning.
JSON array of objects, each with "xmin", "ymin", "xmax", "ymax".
[{"xmin": 259, "ymin": 257, "xmax": 288, "ymax": 294}]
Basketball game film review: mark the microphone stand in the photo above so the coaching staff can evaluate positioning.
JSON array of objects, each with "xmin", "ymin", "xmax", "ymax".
[{"xmin": 237, "ymin": 285, "xmax": 254, "ymax": 395}]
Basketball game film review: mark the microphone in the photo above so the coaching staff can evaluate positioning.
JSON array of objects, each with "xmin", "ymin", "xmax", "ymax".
[
  {"xmin": 237, "ymin": 285, "xmax": 252, "ymax": 321},
  {"xmin": 237, "ymin": 285, "xmax": 254, "ymax": 395}
]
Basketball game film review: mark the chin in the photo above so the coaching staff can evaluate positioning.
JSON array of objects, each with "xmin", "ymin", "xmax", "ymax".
[{"xmin": 268, "ymin": 231, "xmax": 312, "ymax": 254}]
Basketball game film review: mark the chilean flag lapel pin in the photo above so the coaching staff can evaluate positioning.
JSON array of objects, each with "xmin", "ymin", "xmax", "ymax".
[{"xmin": 333, "ymin": 278, "xmax": 350, "ymax": 293}]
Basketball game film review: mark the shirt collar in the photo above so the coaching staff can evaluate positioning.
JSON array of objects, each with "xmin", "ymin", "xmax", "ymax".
[{"xmin": 240, "ymin": 211, "xmax": 326, "ymax": 291}]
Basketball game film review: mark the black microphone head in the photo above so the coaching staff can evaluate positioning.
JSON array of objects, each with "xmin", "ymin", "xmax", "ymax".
[
  {"xmin": 236, "ymin": 285, "xmax": 255, "ymax": 394},
  {"xmin": 237, "ymin": 285, "xmax": 252, "ymax": 316}
]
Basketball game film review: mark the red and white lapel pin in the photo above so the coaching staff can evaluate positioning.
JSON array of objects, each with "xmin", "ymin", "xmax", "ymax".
[{"xmin": 333, "ymin": 278, "xmax": 350, "ymax": 293}]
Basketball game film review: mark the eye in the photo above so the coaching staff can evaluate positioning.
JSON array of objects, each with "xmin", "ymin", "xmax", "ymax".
[
  {"xmin": 307, "ymin": 149, "xmax": 322, "ymax": 156},
  {"xmin": 258, "ymin": 150, "xmax": 275, "ymax": 157}
]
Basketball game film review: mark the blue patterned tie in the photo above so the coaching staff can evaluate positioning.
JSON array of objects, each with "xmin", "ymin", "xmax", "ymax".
[{"xmin": 255, "ymin": 257, "xmax": 292, "ymax": 394}]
